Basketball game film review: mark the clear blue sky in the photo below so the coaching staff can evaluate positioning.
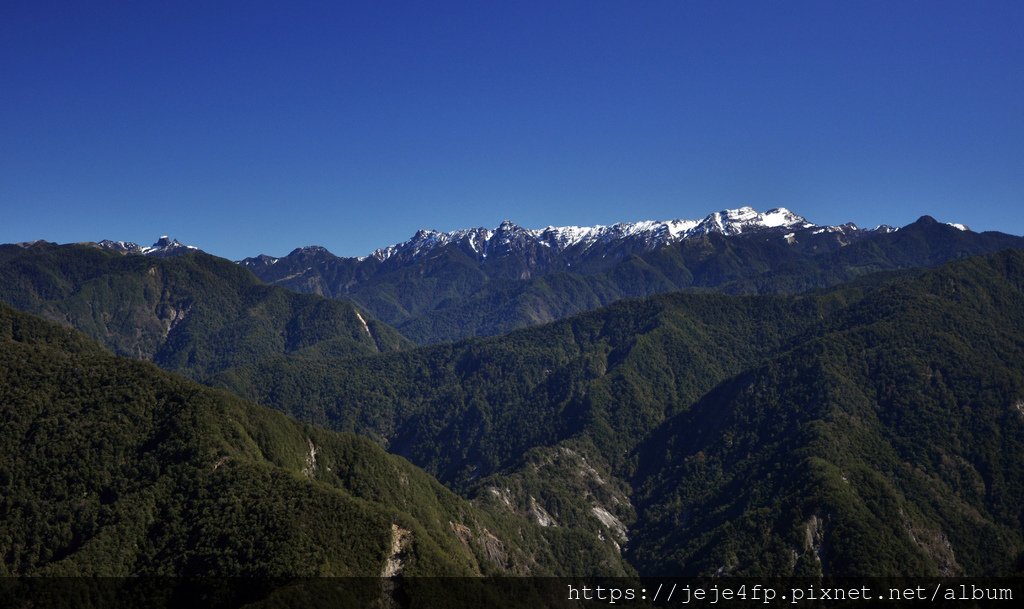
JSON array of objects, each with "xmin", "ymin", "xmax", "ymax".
[{"xmin": 2, "ymin": 1, "xmax": 1022, "ymax": 260}]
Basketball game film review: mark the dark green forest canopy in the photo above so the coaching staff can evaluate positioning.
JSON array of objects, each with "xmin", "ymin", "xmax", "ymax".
[
  {"xmin": 0, "ymin": 242, "xmax": 410, "ymax": 379},
  {"xmin": 631, "ymin": 252, "xmax": 1024, "ymax": 576},
  {"xmin": 216, "ymin": 250, "xmax": 1024, "ymax": 576},
  {"xmin": 4, "ymin": 238, "xmax": 1024, "ymax": 576},
  {"xmin": 0, "ymin": 303, "xmax": 629, "ymax": 576}
]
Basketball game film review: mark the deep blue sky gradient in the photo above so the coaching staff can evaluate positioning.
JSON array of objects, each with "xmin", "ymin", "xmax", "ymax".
[{"xmin": 2, "ymin": 1, "xmax": 1022, "ymax": 259}]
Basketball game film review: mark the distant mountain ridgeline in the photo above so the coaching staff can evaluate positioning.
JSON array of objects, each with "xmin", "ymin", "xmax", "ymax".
[{"xmin": 238, "ymin": 210, "xmax": 1024, "ymax": 344}]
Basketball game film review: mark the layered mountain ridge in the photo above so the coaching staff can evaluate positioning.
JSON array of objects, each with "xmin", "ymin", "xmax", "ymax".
[
  {"xmin": 77, "ymin": 207, "xmax": 965, "ymax": 267},
  {"xmin": 236, "ymin": 210, "xmax": 1013, "ymax": 344},
  {"xmin": 2, "ymin": 214, "xmax": 1024, "ymax": 577},
  {"xmin": 214, "ymin": 250, "xmax": 1024, "ymax": 576},
  {"xmin": 8, "ymin": 209, "xmax": 1012, "ymax": 349},
  {"xmin": 247, "ymin": 206, "xmax": 902, "ymax": 268},
  {"xmin": 0, "ymin": 241, "xmax": 409, "ymax": 379},
  {"xmin": 0, "ymin": 302, "xmax": 626, "ymax": 577}
]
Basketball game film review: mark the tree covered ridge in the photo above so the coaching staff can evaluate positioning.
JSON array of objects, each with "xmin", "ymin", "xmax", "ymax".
[
  {"xmin": 4, "ymin": 237, "xmax": 1024, "ymax": 576},
  {"xmin": 633, "ymin": 251, "xmax": 1024, "ymax": 575},
  {"xmin": 216, "ymin": 250, "xmax": 1024, "ymax": 576},
  {"xmin": 0, "ymin": 303, "xmax": 630, "ymax": 576},
  {"xmin": 0, "ymin": 242, "xmax": 410, "ymax": 380}
]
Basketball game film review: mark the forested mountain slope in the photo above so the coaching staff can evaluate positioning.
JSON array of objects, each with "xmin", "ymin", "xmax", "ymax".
[
  {"xmin": 631, "ymin": 252, "xmax": 1024, "ymax": 575},
  {"xmin": 0, "ymin": 242, "xmax": 409, "ymax": 380},
  {"xmin": 216, "ymin": 251, "xmax": 1024, "ymax": 576},
  {"xmin": 0, "ymin": 303, "xmax": 629, "ymax": 576},
  {"xmin": 5, "ymin": 234, "xmax": 1024, "ymax": 576}
]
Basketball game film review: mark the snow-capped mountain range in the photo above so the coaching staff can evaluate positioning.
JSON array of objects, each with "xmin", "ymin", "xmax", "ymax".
[
  {"xmin": 230, "ymin": 205, "xmax": 935, "ymax": 295},
  {"xmin": 368, "ymin": 206, "xmax": 820, "ymax": 263},
  {"xmin": 91, "ymin": 206, "xmax": 968, "ymax": 265},
  {"xmin": 20, "ymin": 206, "xmax": 1004, "ymax": 347}
]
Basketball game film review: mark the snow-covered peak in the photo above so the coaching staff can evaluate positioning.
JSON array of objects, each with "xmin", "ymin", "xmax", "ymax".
[
  {"xmin": 370, "ymin": 226, "xmax": 496, "ymax": 261},
  {"xmin": 690, "ymin": 206, "xmax": 811, "ymax": 236},
  {"xmin": 140, "ymin": 236, "xmax": 198, "ymax": 256},
  {"xmin": 760, "ymin": 207, "xmax": 807, "ymax": 227},
  {"xmin": 97, "ymin": 236, "xmax": 200, "ymax": 257},
  {"xmin": 149, "ymin": 236, "xmax": 174, "ymax": 250}
]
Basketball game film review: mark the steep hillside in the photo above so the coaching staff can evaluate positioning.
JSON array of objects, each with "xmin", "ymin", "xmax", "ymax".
[
  {"xmin": 631, "ymin": 252, "xmax": 1024, "ymax": 576},
  {"xmin": 0, "ymin": 303, "xmax": 629, "ymax": 576},
  {"xmin": 6, "ymin": 234, "xmax": 1024, "ymax": 576},
  {"xmin": 216, "ymin": 251, "xmax": 1024, "ymax": 575},
  {"xmin": 0, "ymin": 242, "xmax": 409, "ymax": 379}
]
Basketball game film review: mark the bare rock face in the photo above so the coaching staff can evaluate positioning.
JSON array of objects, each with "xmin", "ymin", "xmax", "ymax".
[
  {"xmin": 528, "ymin": 496, "xmax": 557, "ymax": 527},
  {"xmin": 381, "ymin": 523, "xmax": 412, "ymax": 578}
]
